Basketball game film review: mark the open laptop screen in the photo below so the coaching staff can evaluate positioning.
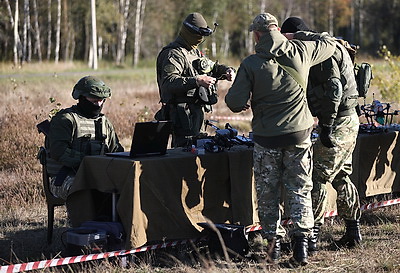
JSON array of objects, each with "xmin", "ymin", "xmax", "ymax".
[{"xmin": 129, "ymin": 120, "xmax": 172, "ymax": 157}]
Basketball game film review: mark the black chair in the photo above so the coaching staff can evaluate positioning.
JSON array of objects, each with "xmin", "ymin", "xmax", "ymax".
[{"xmin": 37, "ymin": 120, "xmax": 66, "ymax": 244}]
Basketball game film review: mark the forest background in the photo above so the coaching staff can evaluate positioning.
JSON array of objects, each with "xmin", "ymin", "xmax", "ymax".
[
  {"xmin": 1, "ymin": 0, "xmax": 400, "ymax": 68},
  {"xmin": 1, "ymin": 0, "xmax": 400, "ymax": 272}
]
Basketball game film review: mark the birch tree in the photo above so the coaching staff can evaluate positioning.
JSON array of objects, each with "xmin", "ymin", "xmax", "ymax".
[
  {"xmin": 13, "ymin": 0, "xmax": 20, "ymax": 66},
  {"xmin": 133, "ymin": 0, "xmax": 147, "ymax": 67},
  {"xmin": 32, "ymin": 0, "xmax": 42, "ymax": 62},
  {"xmin": 90, "ymin": 0, "xmax": 98, "ymax": 69},
  {"xmin": 55, "ymin": 0, "xmax": 61, "ymax": 63},
  {"xmin": 116, "ymin": 0, "xmax": 130, "ymax": 65},
  {"xmin": 22, "ymin": 0, "xmax": 29, "ymax": 63},
  {"xmin": 47, "ymin": 0, "xmax": 52, "ymax": 60}
]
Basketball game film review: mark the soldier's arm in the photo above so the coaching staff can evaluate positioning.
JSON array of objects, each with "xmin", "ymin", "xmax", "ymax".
[
  {"xmin": 159, "ymin": 50, "xmax": 198, "ymax": 95},
  {"xmin": 318, "ymin": 59, "xmax": 342, "ymax": 127},
  {"xmin": 49, "ymin": 113, "xmax": 84, "ymax": 169},
  {"xmin": 293, "ymin": 31, "xmax": 336, "ymax": 66},
  {"xmin": 105, "ymin": 119, "xmax": 124, "ymax": 153}
]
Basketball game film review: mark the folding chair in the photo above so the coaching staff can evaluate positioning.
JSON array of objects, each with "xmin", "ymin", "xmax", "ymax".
[{"xmin": 37, "ymin": 120, "xmax": 66, "ymax": 244}]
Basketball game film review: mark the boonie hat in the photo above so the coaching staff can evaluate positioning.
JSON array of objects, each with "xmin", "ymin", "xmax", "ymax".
[
  {"xmin": 183, "ymin": 12, "xmax": 213, "ymax": 36},
  {"xmin": 249, "ymin": 13, "xmax": 279, "ymax": 32},
  {"xmin": 72, "ymin": 76, "xmax": 111, "ymax": 100}
]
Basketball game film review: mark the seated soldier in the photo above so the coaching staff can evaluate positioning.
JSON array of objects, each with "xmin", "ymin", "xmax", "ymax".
[{"xmin": 46, "ymin": 76, "xmax": 124, "ymax": 200}]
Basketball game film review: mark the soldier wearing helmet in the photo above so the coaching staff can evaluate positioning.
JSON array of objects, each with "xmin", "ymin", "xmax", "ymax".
[
  {"xmin": 47, "ymin": 76, "xmax": 124, "ymax": 200},
  {"xmin": 156, "ymin": 12, "xmax": 235, "ymax": 148}
]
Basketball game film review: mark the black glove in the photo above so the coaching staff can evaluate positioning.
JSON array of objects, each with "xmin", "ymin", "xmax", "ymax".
[{"xmin": 319, "ymin": 125, "xmax": 335, "ymax": 148}]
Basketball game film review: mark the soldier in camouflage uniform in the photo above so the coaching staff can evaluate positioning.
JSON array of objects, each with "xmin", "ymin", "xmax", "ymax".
[
  {"xmin": 156, "ymin": 12, "xmax": 235, "ymax": 147},
  {"xmin": 47, "ymin": 76, "xmax": 124, "ymax": 200},
  {"xmin": 281, "ymin": 17, "xmax": 362, "ymax": 252},
  {"xmin": 225, "ymin": 13, "xmax": 336, "ymax": 265}
]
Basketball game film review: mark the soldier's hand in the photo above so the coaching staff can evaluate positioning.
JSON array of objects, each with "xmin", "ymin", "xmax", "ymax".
[
  {"xmin": 319, "ymin": 125, "xmax": 335, "ymax": 148},
  {"xmin": 196, "ymin": 75, "xmax": 216, "ymax": 88}
]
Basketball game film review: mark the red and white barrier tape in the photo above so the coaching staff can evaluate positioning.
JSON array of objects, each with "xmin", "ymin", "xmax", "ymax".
[
  {"xmin": 0, "ymin": 238, "xmax": 195, "ymax": 273},
  {"xmin": 1, "ymin": 198, "xmax": 399, "ymax": 273},
  {"xmin": 245, "ymin": 197, "xmax": 400, "ymax": 233},
  {"xmin": 209, "ymin": 115, "xmax": 252, "ymax": 121}
]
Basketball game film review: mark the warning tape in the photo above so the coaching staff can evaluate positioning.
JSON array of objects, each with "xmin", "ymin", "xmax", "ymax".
[
  {"xmin": 1, "ymin": 198, "xmax": 399, "ymax": 273},
  {"xmin": 0, "ymin": 238, "xmax": 196, "ymax": 273},
  {"xmin": 245, "ymin": 197, "xmax": 400, "ymax": 233},
  {"xmin": 209, "ymin": 115, "xmax": 252, "ymax": 121}
]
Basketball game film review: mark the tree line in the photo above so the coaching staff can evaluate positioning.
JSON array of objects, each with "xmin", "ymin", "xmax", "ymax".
[{"xmin": 1, "ymin": 0, "xmax": 399, "ymax": 69}]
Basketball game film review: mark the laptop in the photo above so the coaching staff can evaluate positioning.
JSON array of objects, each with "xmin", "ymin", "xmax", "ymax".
[{"xmin": 106, "ymin": 120, "xmax": 172, "ymax": 158}]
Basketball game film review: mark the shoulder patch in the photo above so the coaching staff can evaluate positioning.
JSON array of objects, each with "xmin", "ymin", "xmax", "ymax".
[{"xmin": 164, "ymin": 64, "xmax": 176, "ymax": 74}]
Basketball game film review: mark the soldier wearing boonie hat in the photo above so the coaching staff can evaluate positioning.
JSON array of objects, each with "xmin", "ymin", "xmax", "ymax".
[
  {"xmin": 47, "ymin": 76, "xmax": 124, "ymax": 201},
  {"xmin": 155, "ymin": 12, "xmax": 235, "ymax": 148},
  {"xmin": 225, "ymin": 12, "xmax": 337, "ymax": 266}
]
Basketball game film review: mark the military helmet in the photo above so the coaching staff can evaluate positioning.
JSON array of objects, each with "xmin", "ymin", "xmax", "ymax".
[{"xmin": 72, "ymin": 76, "xmax": 111, "ymax": 100}]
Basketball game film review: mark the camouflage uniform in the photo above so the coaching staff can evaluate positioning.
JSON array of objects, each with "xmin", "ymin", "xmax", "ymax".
[
  {"xmin": 307, "ymin": 42, "xmax": 361, "ymax": 226},
  {"xmin": 253, "ymin": 140, "xmax": 314, "ymax": 239},
  {"xmin": 47, "ymin": 76, "xmax": 123, "ymax": 200},
  {"xmin": 312, "ymin": 113, "xmax": 361, "ymax": 224},
  {"xmin": 156, "ymin": 13, "xmax": 231, "ymax": 147},
  {"xmin": 225, "ymin": 15, "xmax": 336, "ymax": 241},
  {"xmin": 281, "ymin": 16, "xmax": 362, "ymax": 250}
]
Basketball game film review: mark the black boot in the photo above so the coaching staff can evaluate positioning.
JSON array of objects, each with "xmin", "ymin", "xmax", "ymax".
[
  {"xmin": 337, "ymin": 219, "xmax": 362, "ymax": 248},
  {"xmin": 308, "ymin": 224, "xmax": 321, "ymax": 254},
  {"xmin": 268, "ymin": 236, "xmax": 281, "ymax": 261},
  {"xmin": 290, "ymin": 235, "xmax": 308, "ymax": 266}
]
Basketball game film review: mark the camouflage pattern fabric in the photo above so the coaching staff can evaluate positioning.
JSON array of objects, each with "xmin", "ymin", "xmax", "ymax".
[
  {"xmin": 312, "ymin": 113, "xmax": 361, "ymax": 225},
  {"xmin": 49, "ymin": 175, "xmax": 74, "ymax": 200},
  {"xmin": 253, "ymin": 138, "xmax": 314, "ymax": 239}
]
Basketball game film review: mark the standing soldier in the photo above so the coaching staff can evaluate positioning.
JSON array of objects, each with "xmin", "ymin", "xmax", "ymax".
[
  {"xmin": 225, "ymin": 13, "xmax": 336, "ymax": 266},
  {"xmin": 156, "ymin": 12, "xmax": 235, "ymax": 148},
  {"xmin": 281, "ymin": 17, "xmax": 362, "ymax": 252}
]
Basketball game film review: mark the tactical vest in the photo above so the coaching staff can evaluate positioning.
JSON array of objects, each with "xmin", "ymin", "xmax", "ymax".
[
  {"xmin": 308, "ymin": 42, "xmax": 359, "ymax": 117},
  {"xmin": 45, "ymin": 109, "xmax": 109, "ymax": 176}
]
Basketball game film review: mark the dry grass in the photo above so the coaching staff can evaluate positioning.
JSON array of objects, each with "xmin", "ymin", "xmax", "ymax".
[{"xmin": 0, "ymin": 62, "xmax": 400, "ymax": 272}]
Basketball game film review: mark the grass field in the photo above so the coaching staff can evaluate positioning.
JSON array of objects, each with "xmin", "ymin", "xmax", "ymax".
[{"xmin": 0, "ymin": 60, "xmax": 399, "ymax": 272}]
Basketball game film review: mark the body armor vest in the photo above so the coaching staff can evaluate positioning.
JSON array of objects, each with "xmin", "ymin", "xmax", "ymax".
[
  {"xmin": 46, "ymin": 110, "xmax": 109, "ymax": 176},
  {"xmin": 308, "ymin": 42, "xmax": 359, "ymax": 117}
]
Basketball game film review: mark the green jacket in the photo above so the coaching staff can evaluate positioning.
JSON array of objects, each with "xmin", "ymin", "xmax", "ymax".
[
  {"xmin": 47, "ymin": 106, "xmax": 123, "ymax": 173},
  {"xmin": 156, "ymin": 36, "xmax": 229, "ymax": 104},
  {"xmin": 307, "ymin": 41, "xmax": 359, "ymax": 127},
  {"xmin": 225, "ymin": 29, "xmax": 336, "ymax": 137}
]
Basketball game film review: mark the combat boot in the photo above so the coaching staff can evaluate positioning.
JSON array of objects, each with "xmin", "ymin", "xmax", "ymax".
[
  {"xmin": 308, "ymin": 224, "xmax": 321, "ymax": 254},
  {"xmin": 337, "ymin": 219, "xmax": 362, "ymax": 248},
  {"xmin": 290, "ymin": 235, "xmax": 308, "ymax": 266},
  {"xmin": 268, "ymin": 236, "xmax": 281, "ymax": 261}
]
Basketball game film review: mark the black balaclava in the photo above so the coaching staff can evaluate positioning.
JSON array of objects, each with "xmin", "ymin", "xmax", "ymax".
[
  {"xmin": 77, "ymin": 96, "xmax": 103, "ymax": 118},
  {"xmin": 179, "ymin": 12, "xmax": 210, "ymax": 50},
  {"xmin": 281, "ymin": 17, "xmax": 311, "ymax": 33}
]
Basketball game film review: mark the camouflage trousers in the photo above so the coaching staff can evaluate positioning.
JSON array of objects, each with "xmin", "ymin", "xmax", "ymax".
[
  {"xmin": 49, "ymin": 175, "xmax": 74, "ymax": 200},
  {"xmin": 312, "ymin": 113, "xmax": 361, "ymax": 225},
  {"xmin": 253, "ymin": 138, "xmax": 314, "ymax": 239}
]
